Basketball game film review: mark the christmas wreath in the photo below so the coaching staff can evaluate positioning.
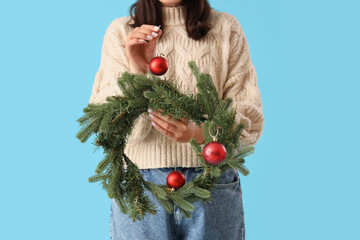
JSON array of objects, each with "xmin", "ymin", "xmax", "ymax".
[{"xmin": 76, "ymin": 57, "xmax": 255, "ymax": 222}]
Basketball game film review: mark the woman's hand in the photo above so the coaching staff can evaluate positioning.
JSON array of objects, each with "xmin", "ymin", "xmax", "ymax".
[
  {"xmin": 148, "ymin": 109, "xmax": 205, "ymax": 144},
  {"xmin": 125, "ymin": 25, "xmax": 162, "ymax": 74}
]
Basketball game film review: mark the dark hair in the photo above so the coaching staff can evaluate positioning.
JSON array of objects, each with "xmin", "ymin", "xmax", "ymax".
[{"xmin": 127, "ymin": 0, "xmax": 212, "ymax": 40}]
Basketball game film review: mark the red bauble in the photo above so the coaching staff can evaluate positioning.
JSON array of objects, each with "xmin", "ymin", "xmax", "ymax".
[
  {"xmin": 166, "ymin": 171, "xmax": 186, "ymax": 189},
  {"xmin": 202, "ymin": 141, "xmax": 227, "ymax": 165},
  {"xmin": 149, "ymin": 54, "xmax": 168, "ymax": 76}
]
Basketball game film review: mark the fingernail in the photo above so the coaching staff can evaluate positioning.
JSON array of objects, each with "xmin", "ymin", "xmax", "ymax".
[
  {"xmin": 147, "ymin": 109, "xmax": 153, "ymax": 113},
  {"xmin": 152, "ymin": 32, "xmax": 158, "ymax": 37},
  {"xmin": 149, "ymin": 113, "xmax": 154, "ymax": 119},
  {"xmin": 153, "ymin": 26, "xmax": 159, "ymax": 31},
  {"xmin": 152, "ymin": 121, "xmax": 157, "ymax": 127},
  {"xmin": 146, "ymin": 35, "xmax": 153, "ymax": 40},
  {"xmin": 138, "ymin": 39, "xmax": 145, "ymax": 42}
]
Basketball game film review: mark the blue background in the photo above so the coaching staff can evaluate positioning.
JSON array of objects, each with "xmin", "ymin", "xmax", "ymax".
[{"xmin": 1, "ymin": 0, "xmax": 359, "ymax": 239}]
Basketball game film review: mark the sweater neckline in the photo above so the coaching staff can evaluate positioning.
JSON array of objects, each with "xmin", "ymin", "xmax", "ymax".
[{"xmin": 161, "ymin": 5, "xmax": 185, "ymax": 26}]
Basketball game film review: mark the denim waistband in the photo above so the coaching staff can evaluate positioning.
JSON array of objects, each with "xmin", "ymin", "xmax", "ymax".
[{"xmin": 140, "ymin": 166, "xmax": 204, "ymax": 172}]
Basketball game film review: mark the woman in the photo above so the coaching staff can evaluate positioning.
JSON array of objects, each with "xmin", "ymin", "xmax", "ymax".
[{"xmin": 89, "ymin": 0, "xmax": 265, "ymax": 239}]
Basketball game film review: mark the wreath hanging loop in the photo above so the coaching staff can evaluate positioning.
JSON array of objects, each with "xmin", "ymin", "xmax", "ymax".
[
  {"xmin": 209, "ymin": 125, "xmax": 220, "ymax": 142},
  {"xmin": 76, "ymin": 61, "xmax": 255, "ymax": 222}
]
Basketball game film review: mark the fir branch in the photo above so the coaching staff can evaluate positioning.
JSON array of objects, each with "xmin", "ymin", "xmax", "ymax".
[
  {"xmin": 235, "ymin": 146, "xmax": 255, "ymax": 159},
  {"xmin": 238, "ymin": 164, "xmax": 250, "ymax": 176},
  {"xmin": 170, "ymin": 195, "xmax": 195, "ymax": 212}
]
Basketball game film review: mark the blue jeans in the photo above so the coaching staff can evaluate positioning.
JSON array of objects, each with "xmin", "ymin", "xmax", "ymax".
[{"xmin": 110, "ymin": 167, "xmax": 245, "ymax": 239}]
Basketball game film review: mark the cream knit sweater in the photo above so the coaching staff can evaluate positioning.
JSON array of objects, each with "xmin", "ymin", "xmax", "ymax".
[{"xmin": 89, "ymin": 5, "xmax": 265, "ymax": 170}]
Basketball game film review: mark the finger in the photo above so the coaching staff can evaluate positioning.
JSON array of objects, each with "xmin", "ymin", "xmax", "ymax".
[
  {"xmin": 127, "ymin": 37, "xmax": 147, "ymax": 46},
  {"xmin": 153, "ymin": 109, "xmax": 187, "ymax": 127},
  {"xmin": 139, "ymin": 24, "xmax": 162, "ymax": 33},
  {"xmin": 152, "ymin": 109, "xmax": 175, "ymax": 122},
  {"xmin": 136, "ymin": 26, "xmax": 161, "ymax": 37},
  {"xmin": 129, "ymin": 31, "xmax": 156, "ymax": 42},
  {"xmin": 181, "ymin": 117, "xmax": 189, "ymax": 125},
  {"xmin": 151, "ymin": 114, "xmax": 177, "ymax": 133},
  {"xmin": 152, "ymin": 121, "xmax": 176, "ymax": 139},
  {"xmin": 130, "ymin": 25, "xmax": 161, "ymax": 40}
]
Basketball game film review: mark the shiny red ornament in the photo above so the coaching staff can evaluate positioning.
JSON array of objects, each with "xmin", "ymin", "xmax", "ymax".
[
  {"xmin": 149, "ymin": 53, "xmax": 168, "ymax": 76},
  {"xmin": 202, "ymin": 141, "xmax": 227, "ymax": 165},
  {"xmin": 166, "ymin": 171, "xmax": 186, "ymax": 189}
]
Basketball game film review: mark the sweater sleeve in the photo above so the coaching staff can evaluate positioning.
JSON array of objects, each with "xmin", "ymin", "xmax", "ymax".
[
  {"xmin": 89, "ymin": 19, "xmax": 152, "ymax": 144},
  {"xmin": 222, "ymin": 16, "xmax": 265, "ymax": 147}
]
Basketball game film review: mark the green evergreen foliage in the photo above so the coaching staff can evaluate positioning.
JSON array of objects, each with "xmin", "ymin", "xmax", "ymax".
[{"xmin": 76, "ymin": 61, "xmax": 255, "ymax": 221}]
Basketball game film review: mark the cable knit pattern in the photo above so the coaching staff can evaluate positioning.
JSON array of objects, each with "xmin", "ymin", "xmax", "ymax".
[{"xmin": 88, "ymin": 5, "xmax": 265, "ymax": 169}]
